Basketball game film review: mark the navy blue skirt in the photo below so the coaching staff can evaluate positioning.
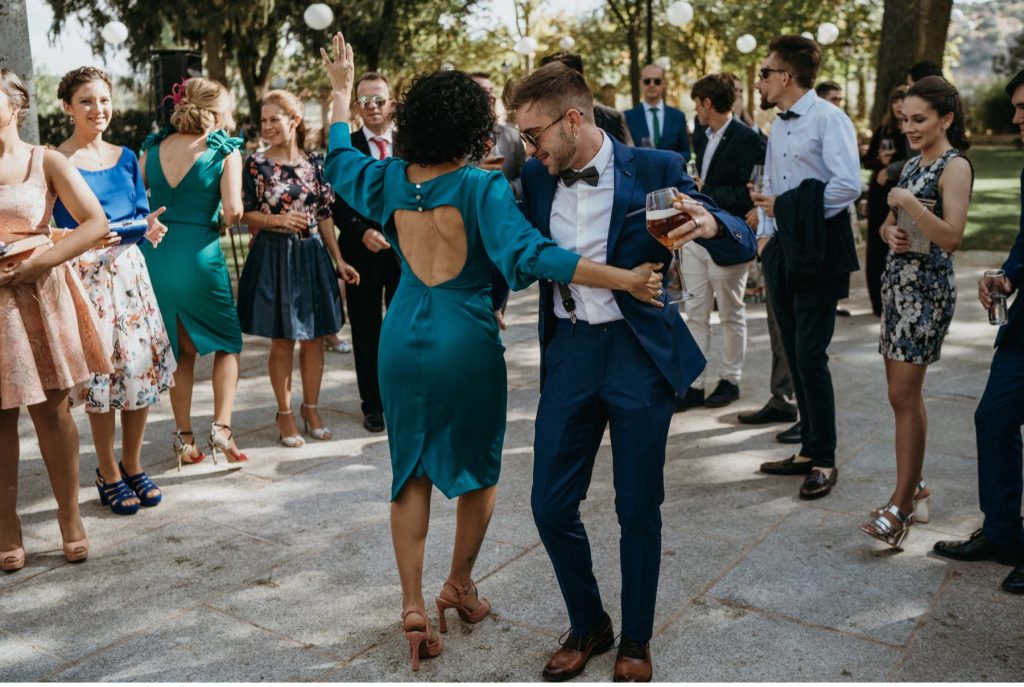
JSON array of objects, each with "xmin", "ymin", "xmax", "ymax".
[{"xmin": 237, "ymin": 231, "xmax": 343, "ymax": 340}]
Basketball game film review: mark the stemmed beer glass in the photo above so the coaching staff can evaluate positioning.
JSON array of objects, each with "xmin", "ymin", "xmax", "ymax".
[{"xmin": 646, "ymin": 188, "xmax": 698, "ymax": 303}]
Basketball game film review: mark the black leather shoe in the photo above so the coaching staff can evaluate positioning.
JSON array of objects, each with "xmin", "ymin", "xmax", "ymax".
[
  {"xmin": 362, "ymin": 412, "xmax": 385, "ymax": 433},
  {"xmin": 542, "ymin": 613, "xmax": 615, "ymax": 681},
  {"xmin": 1002, "ymin": 565, "xmax": 1024, "ymax": 594},
  {"xmin": 704, "ymin": 380, "xmax": 739, "ymax": 408},
  {"xmin": 775, "ymin": 421, "xmax": 802, "ymax": 444},
  {"xmin": 673, "ymin": 387, "xmax": 704, "ymax": 413},
  {"xmin": 933, "ymin": 529, "xmax": 1024, "ymax": 565},
  {"xmin": 737, "ymin": 403, "xmax": 797, "ymax": 425},
  {"xmin": 799, "ymin": 467, "xmax": 837, "ymax": 499},
  {"xmin": 613, "ymin": 638, "xmax": 652, "ymax": 682},
  {"xmin": 759, "ymin": 455, "xmax": 813, "ymax": 476}
]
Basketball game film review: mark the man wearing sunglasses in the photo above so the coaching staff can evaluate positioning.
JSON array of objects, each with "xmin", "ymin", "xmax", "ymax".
[
  {"xmin": 330, "ymin": 71, "xmax": 401, "ymax": 434},
  {"xmin": 509, "ymin": 61, "xmax": 754, "ymax": 682},
  {"xmin": 750, "ymin": 36, "xmax": 861, "ymax": 500},
  {"xmin": 624, "ymin": 63, "xmax": 691, "ymax": 161}
]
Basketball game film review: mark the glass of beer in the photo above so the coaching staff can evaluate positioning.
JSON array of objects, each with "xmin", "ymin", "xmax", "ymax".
[
  {"xmin": 646, "ymin": 187, "xmax": 696, "ymax": 303},
  {"xmin": 985, "ymin": 269, "xmax": 1009, "ymax": 326},
  {"xmin": 749, "ymin": 165, "xmax": 765, "ymax": 194}
]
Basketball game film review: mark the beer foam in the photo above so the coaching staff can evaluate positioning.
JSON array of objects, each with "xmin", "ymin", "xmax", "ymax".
[{"xmin": 646, "ymin": 208, "xmax": 683, "ymax": 220}]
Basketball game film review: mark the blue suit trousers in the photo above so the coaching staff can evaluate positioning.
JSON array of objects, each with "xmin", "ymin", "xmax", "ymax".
[
  {"xmin": 531, "ymin": 319, "xmax": 675, "ymax": 643},
  {"xmin": 976, "ymin": 336, "xmax": 1024, "ymax": 551}
]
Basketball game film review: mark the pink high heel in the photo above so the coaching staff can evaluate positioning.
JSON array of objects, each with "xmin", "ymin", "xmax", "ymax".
[
  {"xmin": 435, "ymin": 578, "xmax": 491, "ymax": 633},
  {"xmin": 401, "ymin": 607, "xmax": 442, "ymax": 671},
  {"xmin": 2, "ymin": 519, "xmax": 26, "ymax": 572},
  {"xmin": 59, "ymin": 522, "xmax": 89, "ymax": 563}
]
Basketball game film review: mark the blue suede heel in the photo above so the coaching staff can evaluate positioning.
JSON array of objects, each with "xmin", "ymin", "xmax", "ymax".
[
  {"xmin": 119, "ymin": 462, "xmax": 163, "ymax": 507},
  {"xmin": 96, "ymin": 470, "xmax": 140, "ymax": 515}
]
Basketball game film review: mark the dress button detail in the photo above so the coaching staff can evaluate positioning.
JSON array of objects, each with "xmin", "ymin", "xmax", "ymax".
[
  {"xmin": 416, "ymin": 195, "xmax": 422, "ymax": 200},
  {"xmin": 418, "ymin": 207, "xmax": 423, "ymax": 212},
  {"xmin": 415, "ymin": 183, "xmax": 422, "ymax": 189}
]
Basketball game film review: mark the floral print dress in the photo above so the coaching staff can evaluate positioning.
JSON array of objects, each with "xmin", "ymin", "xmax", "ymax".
[{"xmin": 879, "ymin": 149, "xmax": 966, "ymax": 365}]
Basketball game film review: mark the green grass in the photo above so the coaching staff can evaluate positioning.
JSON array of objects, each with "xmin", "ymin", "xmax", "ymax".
[{"xmin": 963, "ymin": 145, "xmax": 1023, "ymax": 251}]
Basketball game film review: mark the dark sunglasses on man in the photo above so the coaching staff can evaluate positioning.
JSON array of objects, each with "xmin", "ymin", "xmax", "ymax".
[
  {"xmin": 642, "ymin": 78, "xmax": 663, "ymax": 86},
  {"xmin": 519, "ymin": 110, "xmax": 580, "ymax": 149},
  {"xmin": 758, "ymin": 67, "xmax": 788, "ymax": 81}
]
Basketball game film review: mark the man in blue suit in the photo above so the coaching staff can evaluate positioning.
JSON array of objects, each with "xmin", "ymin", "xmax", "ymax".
[
  {"xmin": 934, "ymin": 69, "xmax": 1024, "ymax": 594},
  {"xmin": 507, "ymin": 62, "xmax": 754, "ymax": 682},
  {"xmin": 624, "ymin": 63, "xmax": 691, "ymax": 161}
]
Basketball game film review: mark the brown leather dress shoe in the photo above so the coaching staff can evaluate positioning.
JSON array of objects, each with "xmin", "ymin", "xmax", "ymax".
[
  {"xmin": 613, "ymin": 638, "xmax": 652, "ymax": 682},
  {"xmin": 542, "ymin": 613, "xmax": 615, "ymax": 682}
]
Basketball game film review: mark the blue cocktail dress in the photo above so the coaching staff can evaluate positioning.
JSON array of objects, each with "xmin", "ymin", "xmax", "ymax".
[{"xmin": 325, "ymin": 122, "xmax": 580, "ymax": 500}]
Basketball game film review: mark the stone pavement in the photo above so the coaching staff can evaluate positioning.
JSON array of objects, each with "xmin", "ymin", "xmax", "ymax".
[{"xmin": 2, "ymin": 251, "xmax": 1023, "ymax": 682}]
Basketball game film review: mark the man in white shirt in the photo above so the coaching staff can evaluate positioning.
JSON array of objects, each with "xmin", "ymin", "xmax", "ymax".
[
  {"xmin": 677, "ymin": 73, "xmax": 763, "ymax": 410},
  {"xmin": 750, "ymin": 35, "xmax": 862, "ymax": 500},
  {"xmin": 330, "ymin": 72, "xmax": 401, "ymax": 433}
]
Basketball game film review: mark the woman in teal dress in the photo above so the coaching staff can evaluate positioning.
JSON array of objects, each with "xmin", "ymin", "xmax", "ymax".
[
  {"xmin": 139, "ymin": 77, "xmax": 248, "ymax": 467},
  {"xmin": 321, "ymin": 34, "xmax": 663, "ymax": 670}
]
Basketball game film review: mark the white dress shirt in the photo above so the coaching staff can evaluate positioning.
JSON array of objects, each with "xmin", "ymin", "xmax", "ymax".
[
  {"xmin": 757, "ymin": 89, "xmax": 861, "ymax": 237},
  {"xmin": 644, "ymin": 101, "xmax": 664, "ymax": 145},
  {"xmin": 365, "ymin": 127, "xmax": 394, "ymax": 159},
  {"xmin": 701, "ymin": 113, "xmax": 733, "ymax": 180},
  {"xmin": 550, "ymin": 132, "xmax": 622, "ymax": 323}
]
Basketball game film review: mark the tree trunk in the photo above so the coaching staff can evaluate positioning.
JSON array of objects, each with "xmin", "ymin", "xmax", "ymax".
[
  {"xmin": 628, "ymin": 28, "xmax": 641, "ymax": 105},
  {"xmin": 870, "ymin": 0, "xmax": 953, "ymax": 128},
  {"xmin": 205, "ymin": 25, "xmax": 227, "ymax": 85},
  {"xmin": 0, "ymin": 0, "xmax": 39, "ymax": 143}
]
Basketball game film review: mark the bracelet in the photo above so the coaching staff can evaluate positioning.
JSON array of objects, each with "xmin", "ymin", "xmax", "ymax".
[{"xmin": 913, "ymin": 206, "xmax": 928, "ymax": 224}]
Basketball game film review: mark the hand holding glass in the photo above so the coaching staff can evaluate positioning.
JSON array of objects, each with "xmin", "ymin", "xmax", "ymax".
[{"xmin": 646, "ymin": 188, "xmax": 699, "ymax": 303}]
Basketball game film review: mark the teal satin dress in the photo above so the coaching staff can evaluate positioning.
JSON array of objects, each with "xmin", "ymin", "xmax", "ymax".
[
  {"xmin": 325, "ymin": 123, "xmax": 580, "ymax": 500},
  {"xmin": 140, "ymin": 129, "xmax": 243, "ymax": 357}
]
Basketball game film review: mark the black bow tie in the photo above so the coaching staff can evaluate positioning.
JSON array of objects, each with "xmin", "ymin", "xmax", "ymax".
[
  {"xmin": 778, "ymin": 110, "xmax": 801, "ymax": 121},
  {"xmin": 559, "ymin": 166, "xmax": 600, "ymax": 187}
]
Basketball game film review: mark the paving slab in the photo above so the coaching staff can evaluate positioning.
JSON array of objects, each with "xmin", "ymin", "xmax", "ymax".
[{"xmin": 0, "ymin": 631, "xmax": 63, "ymax": 681}]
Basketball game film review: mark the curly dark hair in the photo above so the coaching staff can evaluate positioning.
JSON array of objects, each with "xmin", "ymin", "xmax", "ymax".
[{"xmin": 393, "ymin": 70, "xmax": 495, "ymax": 166}]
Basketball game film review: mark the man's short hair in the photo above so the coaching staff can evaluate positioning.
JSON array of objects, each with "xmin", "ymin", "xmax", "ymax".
[
  {"xmin": 908, "ymin": 61, "xmax": 943, "ymax": 83},
  {"xmin": 767, "ymin": 35, "xmax": 821, "ymax": 89},
  {"xmin": 691, "ymin": 73, "xmax": 735, "ymax": 114},
  {"xmin": 539, "ymin": 52, "xmax": 585, "ymax": 76},
  {"xmin": 1005, "ymin": 69, "xmax": 1024, "ymax": 96},
  {"xmin": 355, "ymin": 71, "xmax": 391, "ymax": 94},
  {"xmin": 467, "ymin": 71, "xmax": 491, "ymax": 81},
  {"xmin": 814, "ymin": 80, "xmax": 842, "ymax": 97},
  {"xmin": 505, "ymin": 61, "xmax": 594, "ymax": 122}
]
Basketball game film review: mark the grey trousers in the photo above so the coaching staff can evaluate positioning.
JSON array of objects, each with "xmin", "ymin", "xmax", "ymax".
[{"xmin": 765, "ymin": 293, "xmax": 797, "ymax": 413}]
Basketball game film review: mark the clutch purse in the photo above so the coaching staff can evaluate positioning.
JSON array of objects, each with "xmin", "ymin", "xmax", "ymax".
[
  {"xmin": 896, "ymin": 199, "xmax": 936, "ymax": 256},
  {"xmin": 0, "ymin": 234, "xmax": 52, "ymax": 271},
  {"xmin": 111, "ymin": 219, "xmax": 149, "ymax": 246}
]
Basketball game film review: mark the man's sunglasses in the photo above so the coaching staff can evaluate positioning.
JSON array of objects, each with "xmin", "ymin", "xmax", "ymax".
[
  {"xmin": 357, "ymin": 95, "xmax": 389, "ymax": 107},
  {"xmin": 758, "ymin": 67, "xmax": 788, "ymax": 81},
  {"xmin": 519, "ymin": 110, "xmax": 574, "ymax": 149},
  {"xmin": 642, "ymin": 78, "xmax": 663, "ymax": 86}
]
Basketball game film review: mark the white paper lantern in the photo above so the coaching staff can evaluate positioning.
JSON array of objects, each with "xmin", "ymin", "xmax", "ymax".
[
  {"xmin": 440, "ymin": 63, "xmax": 455, "ymax": 72},
  {"xmin": 439, "ymin": 13, "xmax": 456, "ymax": 30},
  {"xmin": 559, "ymin": 36, "xmax": 576, "ymax": 51},
  {"xmin": 817, "ymin": 22, "xmax": 840, "ymax": 45},
  {"xmin": 736, "ymin": 34, "xmax": 757, "ymax": 54},
  {"xmin": 515, "ymin": 36, "xmax": 538, "ymax": 56},
  {"xmin": 801, "ymin": 31, "xmax": 815, "ymax": 41},
  {"xmin": 665, "ymin": 1, "xmax": 694, "ymax": 28},
  {"xmin": 654, "ymin": 56, "xmax": 671, "ymax": 71},
  {"xmin": 303, "ymin": 3, "xmax": 334, "ymax": 31},
  {"xmin": 101, "ymin": 21, "xmax": 129, "ymax": 45}
]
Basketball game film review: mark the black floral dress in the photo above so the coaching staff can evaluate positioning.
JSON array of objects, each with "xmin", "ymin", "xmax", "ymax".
[
  {"xmin": 237, "ymin": 151, "xmax": 341, "ymax": 340},
  {"xmin": 879, "ymin": 149, "xmax": 966, "ymax": 365}
]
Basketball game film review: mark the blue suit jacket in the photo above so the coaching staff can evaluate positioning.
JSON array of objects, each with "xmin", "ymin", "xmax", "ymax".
[
  {"xmin": 996, "ymin": 167, "xmax": 1024, "ymax": 348},
  {"xmin": 624, "ymin": 103, "xmax": 691, "ymax": 161},
  {"xmin": 518, "ymin": 136, "xmax": 755, "ymax": 396}
]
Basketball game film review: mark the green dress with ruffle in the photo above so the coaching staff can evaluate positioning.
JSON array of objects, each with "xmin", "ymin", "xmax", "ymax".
[{"xmin": 140, "ymin": 128, "xmax": 244, "ymax": 357}]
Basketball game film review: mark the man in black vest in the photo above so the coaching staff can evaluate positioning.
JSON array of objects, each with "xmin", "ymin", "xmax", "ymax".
[{"xmin": 331, "ymin": 72, "xmax": 401, "ymax": 432}]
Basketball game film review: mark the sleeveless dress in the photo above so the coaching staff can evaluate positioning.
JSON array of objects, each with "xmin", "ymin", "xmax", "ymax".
[
  {"xmin": 325, "ymin": 122, "xmax": 580, "ymax": 500},
  {"xmin": 140, "ymin": 129, "xmax": 244, "ymax": 357},
  {"xmin": 879, "ymin": 149, "xmax": 966, "ymax": 365},
  {"xmin": 236, "ymin": 151, "xmax": 342, "ymax": 340},
  {"xmin": 52, "ymin": 147, "xmax": 176, "ymax": 412},
  {"xmin": 0, "ymin": 146, "xmax": 112, "ymax": 409}
]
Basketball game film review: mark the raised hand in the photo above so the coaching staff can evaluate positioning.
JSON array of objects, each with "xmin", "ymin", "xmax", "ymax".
[
  {"xmin": 320, "ymin": 32, "xmax": 355, "ymax": 95},
  {"xmin": 145, "ymin": 206, "xmax": 168, "ymax": 248}
]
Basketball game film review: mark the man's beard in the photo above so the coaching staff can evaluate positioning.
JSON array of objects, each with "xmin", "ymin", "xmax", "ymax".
[{"xmin": 758, "ymin": 95, "xmax": 776, "ymax": 111}]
